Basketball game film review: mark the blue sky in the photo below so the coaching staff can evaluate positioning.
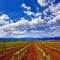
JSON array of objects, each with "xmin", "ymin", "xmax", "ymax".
[{"xmin": 0, "ymin": 0, "xmax": 60, "ymax": 38}]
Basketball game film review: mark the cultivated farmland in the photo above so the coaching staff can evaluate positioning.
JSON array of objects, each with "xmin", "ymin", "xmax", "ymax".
[{"xmin": 0, "ymin": 40, "xmax": 60, "ymax": 60}]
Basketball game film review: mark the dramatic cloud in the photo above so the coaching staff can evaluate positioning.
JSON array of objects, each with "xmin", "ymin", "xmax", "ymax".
[
  {"xmin": 0, "ymin": 15, "xmax": 46, "ymax": 37},
  {"xmin": 0, "ymin": 1, "xmax": 60, "ymax": 38},
  {"xmin": 0, "ymin": 16, "xmax": 46, "ymax": 30},
  {"xmin": 37, "ymin": 0, "xmax": 55, "ymax": 7}
]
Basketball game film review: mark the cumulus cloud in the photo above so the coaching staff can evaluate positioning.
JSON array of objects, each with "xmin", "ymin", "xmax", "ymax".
[
  {"xmin": 0, "ymin": 15, "xmax": 46, "ymax": 37},
  {"xmin": 48, "ymin": 3, "xmax": 60, "ymax": 14},
  {"xmin": 0, "ymin": 16, "xmax": 46, "ymax": 29},
  {"xmin": 37, "ymin": 0, "xmax": 55, "ymax": 7},
  {"xmin": 0, "ymin": 22, "xmax": 60, "ymax": 38},
  {"xmin": 0, "ymin": 26, "xmax": 60, "ymax": 38},
  {"xmin": 43, "ymin": 3, "xmax": 60, "ymax": 15},
  {"xmin": 0, "ymin": 24, "xmax": 15, "ymax": 32},
  {"xmin": 47, "ymin": 14, "xmax": 60, "ymax": 24},
  {"xmin": 0, "ymin": 20, "xmax": 9, "ymax": 25},
  {"xmin": 0, "ymin": 22, "xmax": 27, "ymax": 37},
  {"xmin": 43, "ymin": 3, "xmax": 60, "ymax": 25},
  {"xmin": 22, "ymin": 3, "xmax": 42, "ymax": 18},
  {"xmin": 21, "ymin": 3, "xmax": 31, "ymax": 10},
  {"xmin": 0, "ymin": 14, "xmax": 9, "ymax": 20},
  {"xmin": 30, "ymin": 17, "xmax": 46, "ymax": 28},
  {"xmin": 25, "ymin": 17, "xmax": 45, "ymax": 28},
  {"xmin": 0, "ymin": 29, "xmax": 27, "ymax": 38},
  {"xmin": 0, "ymin": 14, "xmax": 10, "ymax": 25},
  {"xmin": 0, "ymin": 2, "xmax": 60, "ymax": 38}
]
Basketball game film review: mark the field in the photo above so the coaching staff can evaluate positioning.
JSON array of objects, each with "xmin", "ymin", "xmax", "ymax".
[{"xmin": 0, "ymin": 40, "xmax": 60, "ymax": 60}]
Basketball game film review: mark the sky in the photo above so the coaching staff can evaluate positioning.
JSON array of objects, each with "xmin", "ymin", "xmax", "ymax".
[{"xmin": 0, "ymin": 0, "xmax": 60, "ymax": 38}]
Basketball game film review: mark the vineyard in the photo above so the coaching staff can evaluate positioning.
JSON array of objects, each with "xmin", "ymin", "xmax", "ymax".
[{"xmin": 0, "ymin": 40, "xmax": 60, "ymax": 60}]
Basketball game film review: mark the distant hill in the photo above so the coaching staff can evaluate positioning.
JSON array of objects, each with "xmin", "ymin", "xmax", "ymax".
[{"xmin": 0, "ymin": 37, "xmax": 60, "ymax": 41}]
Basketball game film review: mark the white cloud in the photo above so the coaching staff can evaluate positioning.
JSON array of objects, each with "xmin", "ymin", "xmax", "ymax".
[
  {"xmin": 12, "ymin": 30, "xmax": 27, "ymax": 35},
  {"xmin": 50, "ymin": 26, "xmax": 60, "ymax": 31},
  {"xmin": 35, "ymin": 12, "xmax": 42, "ymax": 17},
  {"xmin": 0, "ymin": 8, "xmax": 60, "ymax": 38},
  {"xmin": 21, "ymin": 3, "xmax": 31, "ymax": 10},
  {"xmin": 24, "ymin": 10, "xmax": 35, "ymax": 16},
  {"xmin": 0, "ymin": 24, "xmax": 15, "ymax": 32},
  {"xmin": 0, "ymin": 20, "xmax": 9, "ymax": 25},
  {"xmin": 43, "ymin": 3, "xmax": 60, "ymax": 25},
  {"xmin": 22, "ymin": 4, "xmax": 42, "ymax": 18},
  {"xmin": 49, "ymin": 3, "xmax": 60, "ymax": 14},
  {"xmin": 30, "ymin": 17, "xmax": 46, "ymax": 28},
  {"xmin": 14, "ymin": 19, "xmax": 30, "ymax": 29},
  {"xmin": 0, "ymin": 22, "xmax": 60, "ymax": 38},
  {"xmin": 0, "ymin": 14, "xmax": 9, "ymax": 20},
  {"xmin": 24, "ymin": 10, "xmax": 42, "ymax": 17},
  {"xmin": 0, "ymin": 29, "xmax": 27, "ymax": 38},
  {"xmin": 37, "ymin": 0, "xmax": 55, "ymax": 7},
  {"xmin": 0, "ymin": 28, "xmax": 60, "ymax": 38},
  {"xmin": 0, "ymin": 14, "xmax": 10, "ymax": 25},
  {"xmin": 3, "ymin": 17, "xmax": 45, "ymax": 29},
  {"xmin": 0, "ymin": 16, "xmax": 46, "ymax": 37},
  {"xmin": 47, "ymin": 14, "xmax": 60, "ymax": 24},
  {"xmin": 44, "ymin": 31, "xmax": 60, "ymax": 37},
  {"xmin": 0, "ymin": 23, "xmax": 27, "ymax": 37},
  {"xmin": 21, "ymin": 30, "xmax": 60, "ymax": 38},
  {"xmin": 31, "ymin": 30, "xmax": 45, "ymax": 33},
  {"xmin": 43, "ymin": 3, "xmax": 60, "ymax": 15}
]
